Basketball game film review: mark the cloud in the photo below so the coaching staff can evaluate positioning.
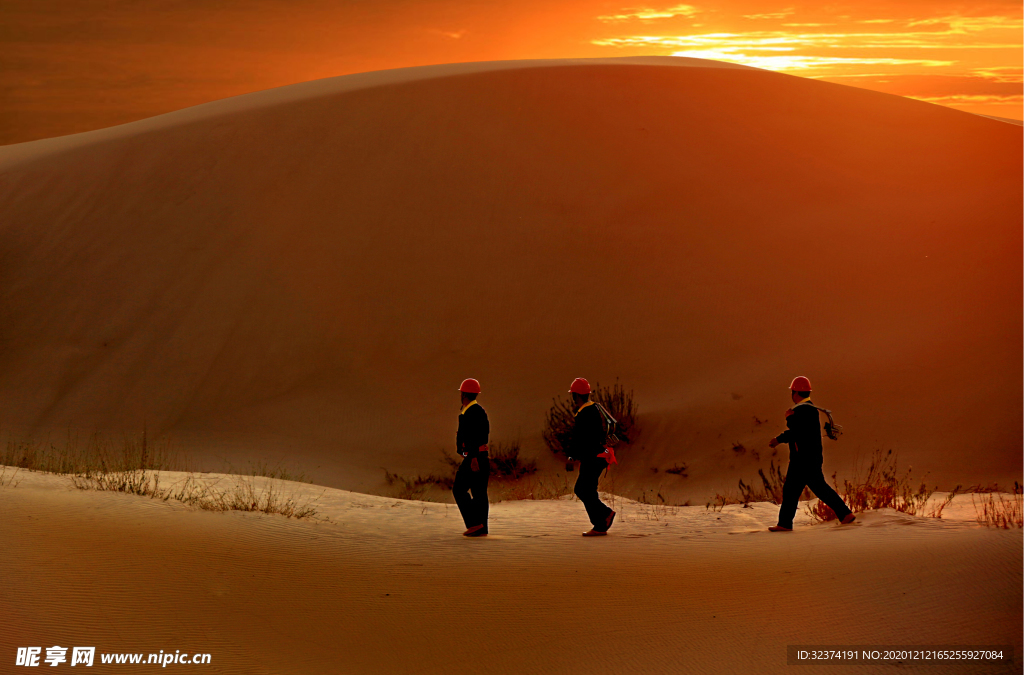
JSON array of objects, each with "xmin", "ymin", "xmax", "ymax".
[
  {"xmin": 597, "ymin": 5, "xmax": 698, "ymax": 22},
  {"xmin": 670, "ymin": 51, "xmax": 952, "ymax": 71},
  {"xmin": 972, "ymin": 66, "xmax": 1023, "ymax": 83},
  {"xmin": 820, "ymin": 72, "xmax": 1023, "ymax": 94},
  {"xmin": 743, "ymin": 9, "xmax": 794, "ymax": 20},
  {"xmin": 907, "ymin": 15, "xmax": 1024, "ymax": 33},
  {"xmin": 592, "ymin": 28, "xmax": 1022, "ymax": 53},
  {"xmin": 816, "ymin": 71, "xmax": 1022, "ymax": 117},
  {"xmin": 425, "ymin": 28, "xmax": 466, "ymax": 39},
  {"xmin": 912, "ymin": 94, "xmax": 1023, "ymax": 105}
]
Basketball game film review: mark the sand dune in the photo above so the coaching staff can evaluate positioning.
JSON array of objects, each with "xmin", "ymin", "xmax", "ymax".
[
  {"xmin": 0, "ymin": 57, "xmax": 1019, "ymax": 499},
  {"xmin": 1, "ymin": 472, "xmax": 1020, "ymax": 674}
]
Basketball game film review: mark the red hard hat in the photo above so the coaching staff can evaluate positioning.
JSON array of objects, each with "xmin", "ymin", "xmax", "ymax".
[
  {"xmin": 458, "ymin": 378, "xmax": 481, "ymax": 394},
  {"xmin": 789, "ymin": 376, "xmax": 812, "ymax": 392},
  {"xmin": 569, "ymin": 378, "xmax": 592, "ymax": 395}
]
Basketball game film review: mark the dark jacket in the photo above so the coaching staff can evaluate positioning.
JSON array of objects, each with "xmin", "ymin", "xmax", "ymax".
[
  {"xmin": 569, "ymin": 403, "xmax": 605, "ymax": 461},
  {"xmin": 456, "ymin": 402, "xmax": 489, "ymax": 457},
  {"xmin": 776, "ymin": 401, "xmax": 823, "ymax": 463}
]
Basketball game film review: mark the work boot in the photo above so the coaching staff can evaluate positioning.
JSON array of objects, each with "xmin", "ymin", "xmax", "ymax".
[
  {"xmin": 841, "ymin": 513, "xmax": 857, "ymax": 525},
  {"xmin": 768, "ymin": 525, "xmax": 793, "ymax": 532},
  {"xmin": 582, "ymin": 529, "xmax": 608, "ymax": 536},
  {"xmin": 602, "ymin": 510, "xmax": 616, "ymax": 532},
  {"xmin": 463, "ymin": 524, "xmax": 486, "ymax": 537}
]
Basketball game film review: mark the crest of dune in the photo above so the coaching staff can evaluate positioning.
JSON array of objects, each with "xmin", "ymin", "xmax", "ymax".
[{"xmin": 0, "ymin": 57, "xmax": 1019, "ymax": 492}]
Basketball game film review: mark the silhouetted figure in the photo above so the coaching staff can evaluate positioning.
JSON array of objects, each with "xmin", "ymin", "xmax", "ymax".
[
  {"xmin": 567, "ymin": 378, "xmax": 616, "ymax": 536},
  {"xmin": 453, "ymin": 378, "xmax": 490, "ymax": 537},
  {"xmin": 768, "ymin": 376, "xmax": 855, "ymax": 531}
]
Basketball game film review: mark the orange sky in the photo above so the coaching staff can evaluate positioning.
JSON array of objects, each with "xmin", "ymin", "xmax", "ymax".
[{"xmin": 1, "ymin": 0, "xmax": 1021, "ymax": 144}]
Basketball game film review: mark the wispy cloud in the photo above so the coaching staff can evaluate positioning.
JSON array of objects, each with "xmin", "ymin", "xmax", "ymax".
[
  {"xmin": 588, "ymin": 8, "xmax": 1022, "ymax": 118},
  {"xmin": 743, "ymin": 9, "xmax": 794, "ymax": 20},
  {"xmin": 427, "ymin": 28, "xmax": 466, "ymax": 39},
  {"xmin": 972, "ymin": 66, "xmax": 1023, "ymax": 83},
  {"xmin": 907, "ymin": 15, "xmax": 1023, "ymax": 33},
  {"xmin": 913, "ymin": 94, "xmax": 1023, "ymax": 105},
  {"xmin": 816, "ymin": 70, "xmax": 1022, "ymax": 117},
  {"xmin": 592, "ymin": 29, "xmax": 1022, "ymax": 55},
  {"xmin": 674, "ymin": 51, "xmax": 952, "ymax": 71},
  {"xmin": 597, "ymin": 5, "xmax": 698, "ymax": 22}
]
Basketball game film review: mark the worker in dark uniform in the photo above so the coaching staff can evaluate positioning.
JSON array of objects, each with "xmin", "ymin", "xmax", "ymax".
[
  {"xmin": 768, "ymin": 376, "xmax": 855, "ymax": 531},
  {"xmin": 453, "ymin": 378, "xmax": 490, "ymax": 537},
  {"xmin": 567, "ymin": 378, "xmax": 616, "ymax": 536}
]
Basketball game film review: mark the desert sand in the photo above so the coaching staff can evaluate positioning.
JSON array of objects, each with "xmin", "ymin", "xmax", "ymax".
[
  {"xmin": 0, "ymin": 57, "xmax": 1019, "ymax": 502},
  {"xmin": 0, "ymin": 57, "xmax": 1020, "ymax": 673},
  {"xmin": 1, "ymin": 471, "xmax": 1020, "ymax": 674},
  {"xmin": 0, "ymin": 469, "xmax": 1019, "ymax": 675}
]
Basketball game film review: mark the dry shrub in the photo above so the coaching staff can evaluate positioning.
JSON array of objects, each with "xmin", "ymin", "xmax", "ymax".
[
  {"xmin": 383, "ymin": 442, "xmax": 539, "ymax": 501},
  {"xmin": 488, "ymin": 440, "xmax": 538, "ymax": 480},
  {"xmin": 741, "ymin": 459, "xmax": 787, "ymax": 505},
  {"xmin": 705, "ymin": 495, "xmax": 729, "ymax": 512},
  {"xmin": 838, "ymin": 449, "xmax": 934, "ymax": 515},
  {"xmin": 972, "ymin": 482, "xmax": 1023, "ymax": 529},
  {"xmin": 633, "ymin": 488, "xmax": 678, "ymax": 521},
  {"xmin": 963, "ymin": 483, "xmax": 1005, "ymax": 493},
  {"xmin": 805, "ymin": 449, "xmax": 955, "ymax": 523},
  {"xmin": 2, "ymin": 428, "xmax": 177, "ymax": 475},
  {"xmin": 0, "ymin": 465, "xmax": 22, "ymax": 487},
  {"xmin": 542, "ymin": 380, "xmax": 639, "ymax": 458},
  {"xmin": 2, "ymin": 429, "xmax": 320, "ymax": 518},
  {"xmin": 713, "ymin": 450, "xmax": 955, "ymax": 522},
  {"xmin": 71, "ymin": 471, "xmax": 321, "ymax": 519},
  {"xmin": 665, "ymin": 463, "xmax": 688, "ymax": 477},
  {"xmin": 227, "ymin": 459, "xmax": 311, "ymax": 483},
  {"xmin": 925, "ymin": 490, "xmax": 961, "ymax": 519},
  {"xmin": 805, "ymin": 497, "xmax": 838, "ymax": 522},
  {"xmin": 490, "ymin": 473, "xmax": 576, "ymax": 501},
  {"xmin": 383, "ymin": 469, "xmax": 455, "ymax": 500}
]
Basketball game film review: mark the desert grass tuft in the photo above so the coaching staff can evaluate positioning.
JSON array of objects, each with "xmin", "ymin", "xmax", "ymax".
[
  {"xmin": 664, "ymin": 463, "xmax": 688, "ymax": 477},
  {"xmin": 711, "ymin": 450, "xmax": 957, "ymax": 521},
  {"xmin": 0, "ymin": 465, "xmax": 22, "ymax": 487},
  {"xmin": 0, "ymin": 428, "xmax": 320, "ymax": 519},
  {"xmin": 2, "ymin": 428, "xmax": 179, "ymax": 475},
  {"xmin": 488, "ymin": 440, "xmax": 538, "ymax": 480},
  {"xmin": 709, "ymin": 459, "xmax": 789, "ymax": 510},
  {"xmin": 71, "ymin": 470, "xmax": 323, "ymax": 519},
  {"xmin": 384, "ymin": 440, "xmax": 542, "ymax": 502},
  {"xmin": 383, "ymin": 468, "xmax": 454, "ymax": 501},
  {"xmin": 223, "ymin": 459, "xmax": 313, "ymax": 484},
  {"xmin": 805, "ymin": 450, "xmax": 954, "ymax": 523},
  {"xmin": 489, "ymin": 473, "xmax": 576, "ymax": 502},
  {"xmin": 382, "ymin": 449, "xmax": 461, "ymax": 500},
  {"xmin": 972, "ymin": 482, "xmax": 1023, "ymax": 529}
]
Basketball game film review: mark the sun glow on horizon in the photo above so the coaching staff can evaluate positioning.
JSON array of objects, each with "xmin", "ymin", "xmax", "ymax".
[
  {"xmin": 589, "ymin": 7, "xmax": 1022, "ymax": 117},
  {"xmin": 0, "ymin": 0, "xmax": 1020, "ymax": 144}
]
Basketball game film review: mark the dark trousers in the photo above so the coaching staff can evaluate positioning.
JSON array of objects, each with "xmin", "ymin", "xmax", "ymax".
[
  {"xmin": 777, "ymin": 460, "xmax": 851, "ymax": 529},
  {"xmin": 453, "ymin": 454, "xmax": 490, "ymax": 531},
  {"xmin": 574, "ymin": 458, "xmax": 612, "ymax": 530}
]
